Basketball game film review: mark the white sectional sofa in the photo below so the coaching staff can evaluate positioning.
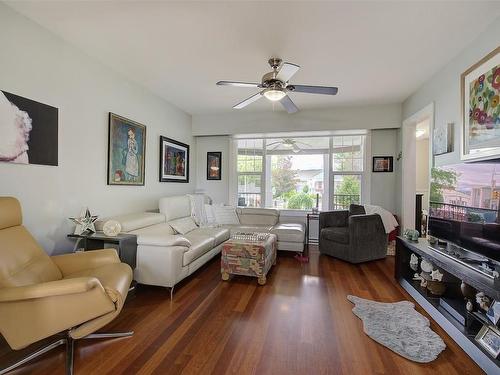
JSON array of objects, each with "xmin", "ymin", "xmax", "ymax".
[{"xmin": 96, "ymin": 195, "xmax": 305, "ymax": 293}]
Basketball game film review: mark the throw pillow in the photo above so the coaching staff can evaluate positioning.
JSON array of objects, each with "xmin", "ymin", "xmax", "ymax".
[
  {"xmin": 204, "ymin": 204, "xmax": 216, "ymax": 225},
  {"xmin": 168, "ymin": 216, "xmax": 198, "ymax": 234},
  {"xmin": 213, "ymin": 205, "xmax": 240, "ymax": 225},
  {"xmin": 349, "ymin": 204, "xmax": 366, "ymax": 216}
]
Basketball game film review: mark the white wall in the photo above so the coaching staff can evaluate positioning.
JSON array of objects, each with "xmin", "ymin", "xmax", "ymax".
[
  {"xmin": 195, "ymin": 136, "xmax": 230, "ymax": 204},
  {"xmin": 370, "ymin": 129, "xmax": 399, "ymax": 213},
  {"xmin": 0, "ymin": 4, "xmax": 194, "ymax": 254},
  {"xmin": 402, "ymin": 16, "xmax": 500, "ymax": 167},
  {"xmin": 416, "ymin": 138, "xmax": 430, "ymax": 211},
  {"xmin": 192, "ymin": 104, "xmax": 402, "ymax": 136}
]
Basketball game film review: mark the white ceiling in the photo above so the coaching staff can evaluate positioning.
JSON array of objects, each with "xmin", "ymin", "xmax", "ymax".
[{"xmin": 6, "ymin": 1, "xmax": 500, "ymax": 115}]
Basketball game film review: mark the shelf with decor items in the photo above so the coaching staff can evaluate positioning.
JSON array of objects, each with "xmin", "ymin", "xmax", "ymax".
[{"xmin": 395, "ymin": 237, "xmax": 500, "ymax": 375}]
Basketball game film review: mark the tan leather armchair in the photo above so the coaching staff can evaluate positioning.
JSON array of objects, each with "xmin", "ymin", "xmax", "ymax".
[{"xmin": 0, "ymin": 197, "xmax": 133, "ymax": 375}]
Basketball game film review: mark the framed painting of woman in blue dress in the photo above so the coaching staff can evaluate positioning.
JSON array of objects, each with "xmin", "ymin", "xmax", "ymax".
[
  {"xmin": 159, "ymin": 136, "xmax": 189, "ymax": 183},
  {"xmin": 107, "ymin": 113, "xmax": 146, "ymax": 186}
]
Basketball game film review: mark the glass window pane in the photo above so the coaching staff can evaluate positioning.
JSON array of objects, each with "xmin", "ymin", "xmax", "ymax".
[
  {"xmin": 352, "ymin": 158, "xmax": 363, "ymax": 171},
  {"xmin": 269, "ymin": 154, "xmax": 324, "ymax": 210},
  {"xmin": 237, "ymin": 193, "xmax": 261, "ymax": 208},
  {"xmin": 332, "ymin": 174, "xmax": 361, "ymax": 210},
  {"xmin": 237, "ymin": 155, "xmax": 262, "ymax": 172},
  {"xmin": 238, "ymin": 175, "xmax": 261, "ymax": 193},
  {"xmin": 332, "ymin": 135, "xmax": 365, "ymax": 172}
]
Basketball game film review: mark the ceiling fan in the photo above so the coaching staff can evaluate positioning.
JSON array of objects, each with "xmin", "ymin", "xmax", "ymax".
[
  {"xmin": 267, "ymin": 138, "xmax": 311, "ymax": 153},
  {"xmin": 216, "ymin": 57, "xmax": 338, "ymax": 113}
]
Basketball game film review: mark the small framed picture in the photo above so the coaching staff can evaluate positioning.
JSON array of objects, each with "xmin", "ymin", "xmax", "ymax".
[
  {"xmin": 475, "ymin": 324, "xmax": 500, "ymax": 359},
  {"xmin": 433, "ymin": 123, "xmax": 454, "ymax": 156},
  {"xmin": 372, "ymin": 156, "xmax": 393, "ymax": 173},
  {"xmin": 159, "ymin": 136, "xmax": 189, "ymax": 183},
  {"xmin": 207, "ymin": 152, "xmax": 222, "ymax": 180},
  {"xmin": 487, "ymin": 301, "xmax": 500, "ymax": 326}
]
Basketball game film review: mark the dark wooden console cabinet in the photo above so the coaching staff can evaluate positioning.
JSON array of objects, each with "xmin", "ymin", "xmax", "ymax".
[{"xmin": 396, "ymin": 236, "xmax": 499, "ymax": 374}]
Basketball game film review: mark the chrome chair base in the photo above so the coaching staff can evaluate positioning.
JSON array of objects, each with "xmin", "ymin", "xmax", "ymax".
[{"xmin": 0, "ymin": 331, "xmax": 133, "ymax": 375}]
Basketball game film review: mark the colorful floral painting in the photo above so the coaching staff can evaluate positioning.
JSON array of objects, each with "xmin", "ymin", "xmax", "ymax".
[
  {"xmin": 462, "ymin": 47, "xmax": 500, "ymax": 161},
  {"xmin": 468, "ymin": 65, "xmax": 500, "ymax": 146}
]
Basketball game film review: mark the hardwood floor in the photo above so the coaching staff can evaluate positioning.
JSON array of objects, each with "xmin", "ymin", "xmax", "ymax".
[{"xmin": 0, "ymin": 247, "xmax": 484, "ymax": 375}]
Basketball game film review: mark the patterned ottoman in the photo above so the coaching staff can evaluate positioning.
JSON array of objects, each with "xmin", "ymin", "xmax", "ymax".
[{"xmin": 221, "ymin": 232, "xmax": 277, "ymax": 285}]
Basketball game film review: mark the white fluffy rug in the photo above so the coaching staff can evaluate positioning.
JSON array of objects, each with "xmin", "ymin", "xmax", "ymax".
[{"xmin": 347, "ymin": 295, "xmax": 446, "ymax": 363}]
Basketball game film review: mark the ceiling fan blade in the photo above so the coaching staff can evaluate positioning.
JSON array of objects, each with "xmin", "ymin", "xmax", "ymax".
[
  {"xmin": 287, "ymin": 85, "xmax": 338, "ymax": 95},
  {"xmin": 233, "ymin": 92, "xmax": 263, "ymax": 109},
  {"xmin": 276, "ymin": 62, "xmax": 300, "ymax": 82},
  {"xmin": 280, "ymin": 95, "xmax": 299, "ymax": 114},
  {"xmin": 269, "ymin": 143, "xmax": 281, "ymax": 151},
  {"xmin": 217, "ymin": 81, "xmax": 262, "ymax": 88},
  {"xmin": 266, "ymin": 141, "xmax": 281, "ymax": 146}
]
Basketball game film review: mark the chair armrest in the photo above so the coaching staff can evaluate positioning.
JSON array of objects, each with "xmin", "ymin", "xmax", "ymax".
[
  {"xmin": 52, "ymin": 249, "xmax": 120, "ymax": 276},
  {"xmin": 319, "ymin": 211, "xmax": 348, "ymax": 231},
  {"xmin": 0, "ymin": 277, "xmax": 101, "ymax": 302}
]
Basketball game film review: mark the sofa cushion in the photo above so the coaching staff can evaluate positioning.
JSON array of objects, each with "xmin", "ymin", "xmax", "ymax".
[
  {"xmin": 182, "ymin": 234, "xmax": 216, "ymax": 266},
  {"xmin": 271, "ymin": 223, "xmax": 304, "ymax": 243},
  {"xmin": 321, "ymin": 227, "xmax": 349, "ymax": 244},
  {"xmin": 128, "ymin": 222, "xmax": 175, "ymax": 236},
  {"xmin": 236, "ymin": 208, "xmax": 279, "ymax": 226},
  {"xmin": 190, "ymin": 227, "xmax": 230, "ymax": 245},
  {"xmin": 159, "ymin": 195, "xmax": 191, "ymax": 222},
  {"xmin": 96, "ymin": 212, "xmax": 165, "ymax": 233},
  {"xmin": 168, "ymin": 217, "xmax": 198, "ymax": 235},
  {"xmin": 213, "ymin": 206, "xmax": 240, "ymax": 225}
]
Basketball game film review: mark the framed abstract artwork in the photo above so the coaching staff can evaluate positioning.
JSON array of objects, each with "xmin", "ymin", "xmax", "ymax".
[
  {"xmin": 461, "ymin": 47, "xmax": 500, "ymax": 161},
  {"xmin": 0, "ymin": 90, "xmax": 58, "ymax": 166},
  {"xmin": 433, "ymin": 123, "xmax": 454, "ymax": 156},
  {"xmin": 207, "ymin": 152, "xmax": 222, "ymax": 180},
  {"xmin": 107, "ymin": 113, "xmax": 146, "ymax": 186},
  {"xmin": 159, "ymin": 136, "xmax": 189, "ymax": 182},
  {"xmin": 372, "ymin": 156, "xmax": 393, "ymax": 172}
]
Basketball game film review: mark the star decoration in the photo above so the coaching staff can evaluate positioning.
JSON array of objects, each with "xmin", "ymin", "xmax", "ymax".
[
  {"xmin": 430, "ymin": 269, "xmax": 443, "ymax": 282},
  {"xmin": 70, "ymin": 208, "xmax": 98, "ymax": 235}
]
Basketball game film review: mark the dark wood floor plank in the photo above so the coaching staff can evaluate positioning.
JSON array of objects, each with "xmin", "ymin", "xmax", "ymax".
[{"xmin": 0, "ymin": 247, "xmax": 484, "ymax": 375}]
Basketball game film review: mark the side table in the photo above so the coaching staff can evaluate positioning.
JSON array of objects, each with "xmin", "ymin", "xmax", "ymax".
[
  {"xmin": 67, "ymin": 232, "xmax": 137, "ymax": 270},
  {"xmin": 306, "ymin": 213, "xmax": 320, "ymax": 245}
]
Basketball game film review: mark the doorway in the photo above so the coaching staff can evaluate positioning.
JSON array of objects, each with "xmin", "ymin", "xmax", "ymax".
[{"xmin": 401, "ymin": 103, "xmax": 434, "ymax": 231}]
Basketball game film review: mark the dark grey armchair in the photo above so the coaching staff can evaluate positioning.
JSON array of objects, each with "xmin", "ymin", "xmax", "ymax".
[{"xmin": 319, "ymin": 204, "xmax": 387, "ymax": 263}]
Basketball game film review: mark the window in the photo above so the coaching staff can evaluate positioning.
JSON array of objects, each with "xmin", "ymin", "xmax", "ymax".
[
  {"xmin": 270, "ymin": 154, "xmax": 325, "ymax": 210},
  {"xmin": 237, "ymin": 139, "xmax": 263, "ymax": 208},
  {"xmin": 234, "ymin": 134, "xmax": 366, "ymax": 210},
  {"xmin": 331, "ymin": 135, "xmax": 364, "ymax": 209}
]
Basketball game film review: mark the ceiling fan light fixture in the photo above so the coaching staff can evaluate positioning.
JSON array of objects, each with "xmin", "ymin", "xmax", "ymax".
[{"xmin": 263, "ymin": 88, "xmax": 286, "ymax": 101}]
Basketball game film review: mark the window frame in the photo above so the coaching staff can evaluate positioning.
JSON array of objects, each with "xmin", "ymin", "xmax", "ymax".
[
  {"xmin": 330, "ymin": 135, "xmax": 366, "ymax": 210},
  {"xmin": 232, "ymin": 133, "xmax": 370, "ymax": 210}
]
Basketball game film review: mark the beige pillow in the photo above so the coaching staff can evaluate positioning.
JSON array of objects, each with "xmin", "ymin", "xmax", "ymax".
[
  {"xmin": 168, "ymin": 216, "xmax": 198, "ymax": 234},
  {"xmin": 213, "ymin": 205, "xmax": 240, "ymax": 225}
]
